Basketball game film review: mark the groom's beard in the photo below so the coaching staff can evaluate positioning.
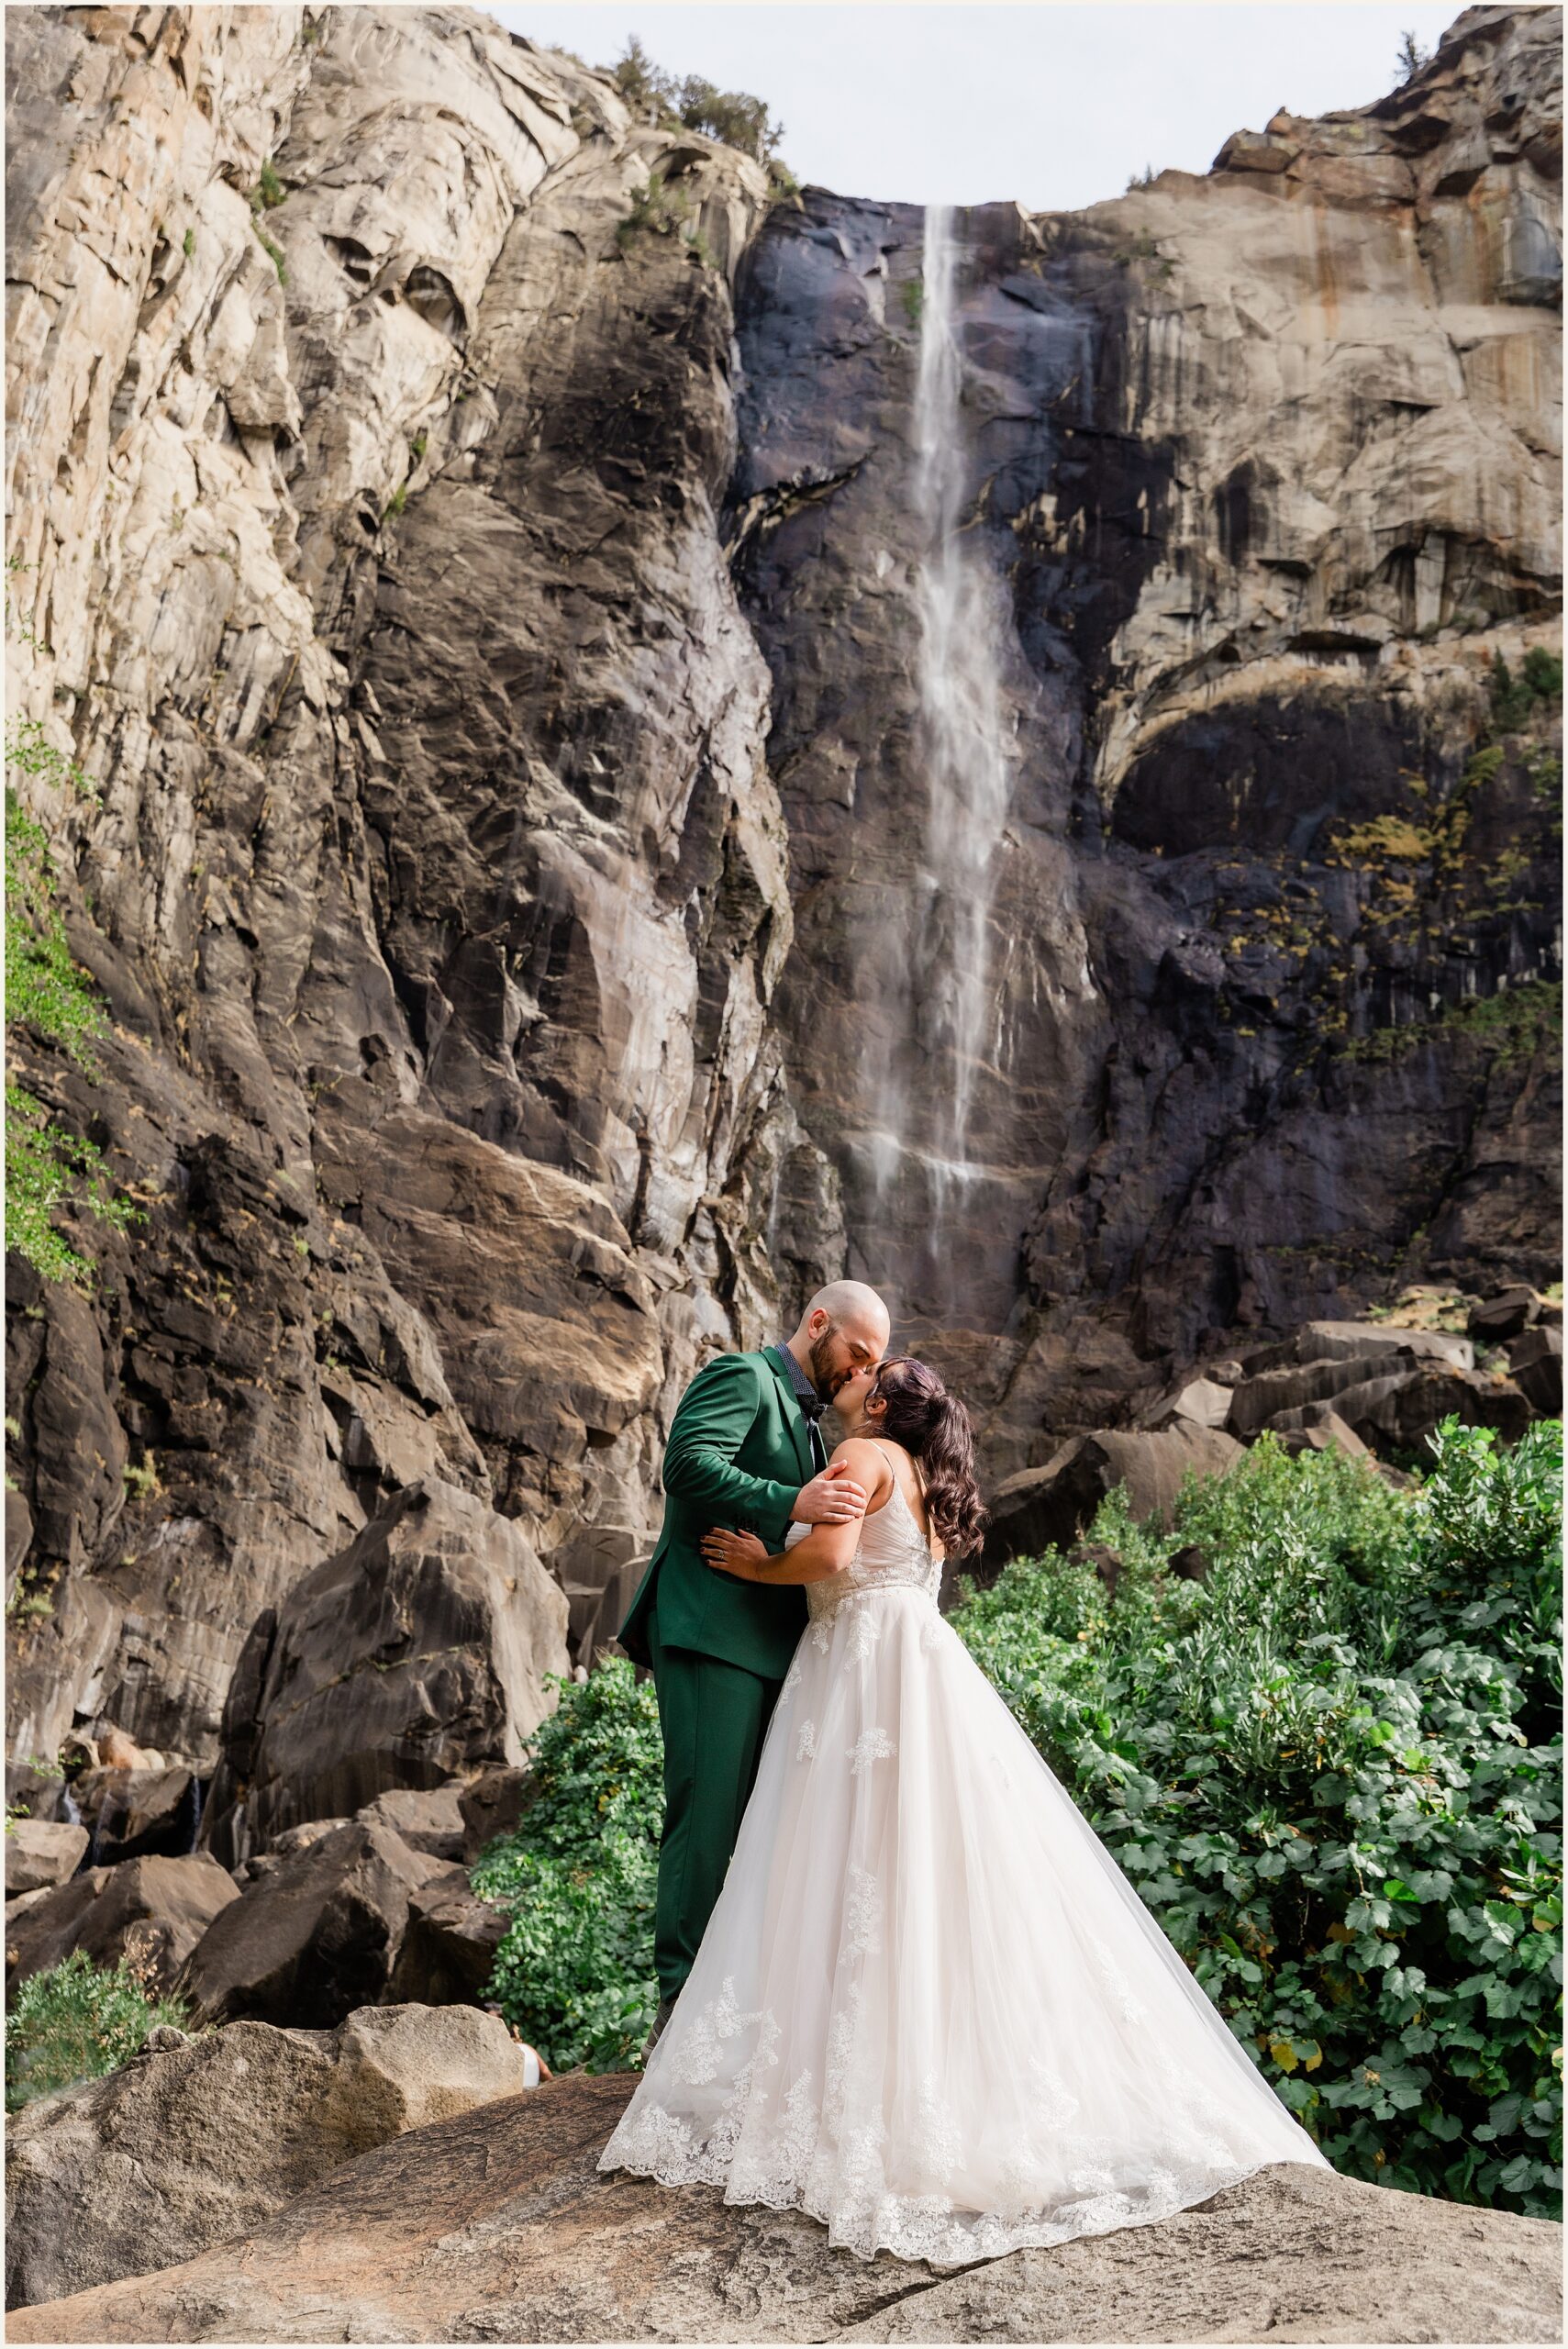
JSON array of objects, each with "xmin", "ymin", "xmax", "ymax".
[{"xmin": 807, "ymin": 1329, "xmax": 848, "ymax": 1405}]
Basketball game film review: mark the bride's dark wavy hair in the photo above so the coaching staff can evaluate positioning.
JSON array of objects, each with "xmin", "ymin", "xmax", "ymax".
[{"xmin": 868, "ymin": 1356, "xmax": 988, "ymax": 1559}]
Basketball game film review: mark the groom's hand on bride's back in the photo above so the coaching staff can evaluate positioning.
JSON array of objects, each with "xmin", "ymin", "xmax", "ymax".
[{"xmin": 790, "ymin": 1462, "xmax": 869, "ymax": 1525}]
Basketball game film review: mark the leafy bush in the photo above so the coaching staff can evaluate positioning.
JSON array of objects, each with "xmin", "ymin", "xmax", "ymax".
[
  {"xmin": 951, "ymin": 1419, "xmax": 1562, "ymax": 2218},
  {"xmin": 6, "ymin": 1952, "xmax": 190, "ymax": 2111},
  {"xmin": 5, "ymin": 749, "xmax": 138, "ymax": 1286},
  {"xmin": 473, "ymin": 1661, "xmax": 663, "ymax": 2073},
  {"xmin": 1490, "ymin": 647, "xmax": 1562, "ymax": 731}
]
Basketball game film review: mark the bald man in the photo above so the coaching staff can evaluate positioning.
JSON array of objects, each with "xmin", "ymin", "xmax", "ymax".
[{"xmin": 618, "ymin": 1283, "xmax": 893, "ymax": 2054}]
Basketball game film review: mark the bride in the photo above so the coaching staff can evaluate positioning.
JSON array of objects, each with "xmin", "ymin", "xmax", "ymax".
[{"xmin": 597, "ymin": 1353, "xmax": 1332, "ymax": 2265}]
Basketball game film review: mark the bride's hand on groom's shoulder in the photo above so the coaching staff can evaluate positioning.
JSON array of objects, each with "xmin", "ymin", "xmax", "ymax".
[
  {"xmin": 790, "ymin": 1464, "xmax": 869, "ymax": 1525},
  {"xmin": 701, "ymin": 1526, "xmax": 769, "ymax": 1575}
]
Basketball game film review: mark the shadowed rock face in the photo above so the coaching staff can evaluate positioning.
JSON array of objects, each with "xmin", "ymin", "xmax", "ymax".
[
  {"xmin": 4, "ymin": 4, "xmax": 1561, "ymax": 1779},
  {"xmin": 6, "ymin": 2075, "xmax": 1561, "ymax": 2343}
]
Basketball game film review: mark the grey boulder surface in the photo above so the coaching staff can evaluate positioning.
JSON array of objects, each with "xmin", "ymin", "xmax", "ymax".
[
  {"xmin": 984, "ymin": 1423, "xmax": 1246, "ymax": 1564},
  {"xmin": 4, "ymin": 2003, "xmax": 539, "ymax": 2311},
  {"xmin": 179, "ymin": 1813, "xmax": 491, "ymax": 2030},
  {"xmin": 3, "ymin": 1819, "xmax": 89, "ymax": 1897},
  {"xmin": 201, "ymin": 1475, "xmax": 570, "ymax": 1862},
  {"xmin": 5, "ymin": 1852, "xmax": 239, "ymax": 1996},
  {"xmin": 6, "ymin": 2075, "xmax": 1561, "ymax": 2343}
]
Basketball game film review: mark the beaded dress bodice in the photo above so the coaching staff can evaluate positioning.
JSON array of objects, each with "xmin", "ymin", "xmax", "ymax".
[{"xmin": 788, "ymin": 1448, "xmax": 943, "ymax": 1622}]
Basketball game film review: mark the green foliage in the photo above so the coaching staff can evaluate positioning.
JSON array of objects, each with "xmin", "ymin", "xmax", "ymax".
[
  {"xmin": 6, "ymin": 553, "xmax": 44, "ymax": 652},
  {"xmin": 1397, "ymin": 30, "xmax": 1430, "ymax": 82},
  {"xmin": 5, "ymin": 752, "xmax": 138, "ymax": 1288},
  {"xmin": 252, "ymin": 223, "xmax": 286, "ymax": 284},
  {"xmin": 183, "ymin": 226, "xmax": 195, "ymax": 257},
  {"xmin": 252, "ymin": 158, "xmax": 285, "ymax": 210},
  {"xmin": 1490, "ymin": 649, "xmax": 1562, "ymax": 732},
  {"xmin": 767, "ymin": 157, "xmax": 801, "ymax": 206},
  {"xmin": 473, "ymin": 1661, "xmax": 663, "ymax": 2073},
  {"xmin": 1126, "ymin": 162, "xmax": 1158, "ymax": 190},
  {"xmin": 950, "ymin": 1420, "xmax": 1563, "ymax": 2217},
  {"xmin": 1340, "ymin": 977, "xmax": 1562, "ymax": 1068},
  {"xmin": 6, "ymin": 1952, "xmax": 190, "ymax": 2112},
  {"xmin": 901, "ymin": 277, "xmax": 924, "ymax": 328},
  {"xmin": 617, "ymin": 165, "xmax": 714, "ymax": 265},
  {"xmin": 610, "ymin": 35, "xmax": 784, "ymax": 162}
]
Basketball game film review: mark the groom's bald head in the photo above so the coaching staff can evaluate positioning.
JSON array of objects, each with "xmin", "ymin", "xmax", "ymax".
[
  {"xmin": 788, "ymin": 1282, "xmax": 892, "ymax": 1402},
  {"xmin": 803, "ymin": 1282, "xmax": 891, "ymax": 1345}
]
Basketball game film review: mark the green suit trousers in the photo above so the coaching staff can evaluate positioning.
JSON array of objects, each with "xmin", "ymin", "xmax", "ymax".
[{"xmin": 648, "ymin": 1613, "xmax": 783, "ymax": 2004}]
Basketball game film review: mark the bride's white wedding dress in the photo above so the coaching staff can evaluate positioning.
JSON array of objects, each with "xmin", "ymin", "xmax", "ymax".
[{"xmin": 598, "ymin": 1447, "xmax": 1331, "ymax": 2265}]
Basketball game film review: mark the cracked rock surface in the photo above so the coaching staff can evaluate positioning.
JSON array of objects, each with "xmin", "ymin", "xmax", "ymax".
[{"xmin": 6, "ymin": 2074, "xmax": 1561, "ymax": 2343}]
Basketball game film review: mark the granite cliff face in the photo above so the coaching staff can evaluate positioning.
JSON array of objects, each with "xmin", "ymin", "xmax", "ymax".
[
  {"xmin": 5, "ymin": 4, "xmax": 1561, "ymax": 1782},
  {"xmin": 729, "ymin": 2, "xmax": 1561, "ymax": 1457}
]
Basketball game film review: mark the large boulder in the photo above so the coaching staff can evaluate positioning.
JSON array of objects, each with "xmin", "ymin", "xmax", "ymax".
[
  {"xmin": 356, "ymin": 1785, "xmax": 467, "ymax": 1861},
  {"xmin": 985, "ymin": 1425, "xmax": 1244, "ymax": 1565},
  {"xmin": 1508, "ymin": 1324, "xmax": 1562, "ymax": 1416},
  {"xmin": 1267, "ymin": 1365, "xmax": 1535, "ymax": 1456},
  {"xmin": 180, "ymin": 1817, "xmax": 463, "ymax": 2030},
  {"xmin": 5, "ymin": 2003, "xmax": 539, "ymax": 2310},
  {"xmin": 1226, "ymin": 1341, "xmax": 1477, "ymax": 1438},
  {"xmin": 384, "ymin": 1874, "xmax": 512, "ymax": 2008},
  {"xmin": 203, "ymin": 1477, "xmax": 569, "ymax": 1860},
  {"xmin": 1239, "ymin": 1321, "xmax": 1476, "ymax": 1377},
  {"xmin": 458, "ymin": 1765, "xmax": 532, "ymax": 1861},
  {"xmin": 5, "ymin": 1854, "xmax": 238, "ymax": 1996},
  {"xmin": 77, "ymin": 1765, "xmax": 201, "ymax": 1867},
  {"xmin": 4, "ymin": 1819, "xmax": 88, "ymax": 1897},
  {"xmin": 7, "ymin": 2076, "xmax": 1559, "ymax": 2344}
]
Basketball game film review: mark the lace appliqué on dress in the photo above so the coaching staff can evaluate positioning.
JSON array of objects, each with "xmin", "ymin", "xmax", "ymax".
[
  {"xmin": 796, "ymin": 1718, "xmax": 817, "ymax": 1761},
  {"xmin": 844, "ymin": 1602, "xmax": 882, "ymax": 1663},
  {"xmin": 841, "ymin": 1865, "xmax": 883, "ymax": 1960},
  {"xmin": 848, "ymin": 1727, "xmax": 895, "ymax": 1776}
]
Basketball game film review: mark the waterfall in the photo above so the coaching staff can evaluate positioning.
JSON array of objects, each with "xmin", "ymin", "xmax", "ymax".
[
  {"xmin": 862, "ymin": 204, "xmax": 1016, "ymax": 1300},
  {"xmin": 915, "ymin": 205, "xmax": 1014, "ymax": 1184}
]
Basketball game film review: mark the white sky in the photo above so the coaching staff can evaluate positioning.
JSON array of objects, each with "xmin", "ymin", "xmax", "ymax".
[{"xmin": 488, "ymin": 1, "xmax": 1468, "ymax": 209}]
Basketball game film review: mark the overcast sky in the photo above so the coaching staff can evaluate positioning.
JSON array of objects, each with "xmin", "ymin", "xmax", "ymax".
[{"xmin": 488, "ymin": 2, "xmax": 1466, "ymax": 209}]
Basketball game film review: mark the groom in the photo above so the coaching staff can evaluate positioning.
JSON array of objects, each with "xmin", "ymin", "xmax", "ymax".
[{"xmin": 618, "ymin": 1281, "xmax": 893, "ymax": 2055}]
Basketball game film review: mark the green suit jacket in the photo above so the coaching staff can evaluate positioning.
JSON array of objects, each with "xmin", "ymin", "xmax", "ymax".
[{"xmin": 618, "ymin": 1349, "xmax": 812, "ymax": 1680}]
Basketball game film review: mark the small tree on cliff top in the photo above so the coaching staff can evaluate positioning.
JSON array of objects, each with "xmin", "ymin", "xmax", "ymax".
[
  {"xmin": 610, "ymin": 37, "xmax": 784, "ymax": 163},
  {"xmin": 1397, "ymin": 29, "xmax": 1430, "ymax": 82}
]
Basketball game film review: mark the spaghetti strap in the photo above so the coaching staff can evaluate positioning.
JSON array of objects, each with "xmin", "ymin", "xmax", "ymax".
[{"xmin": 866, "ymin": 1436, "xmax": 931, "ymax": 1542}]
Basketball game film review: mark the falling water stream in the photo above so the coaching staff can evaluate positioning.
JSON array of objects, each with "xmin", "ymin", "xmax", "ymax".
[
  {"xmin": 863, "ymin": 206, "xmax": 1017, "ymax": 1305},
  {"xmin": 913, "ymin": 203, "xmax": 1014, "ymax": 1182}
]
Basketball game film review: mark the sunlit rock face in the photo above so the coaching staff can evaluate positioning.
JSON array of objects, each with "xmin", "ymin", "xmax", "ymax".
[
  {"xmin": 4, "ymin": 6, "xmax": 784, "ymax": 1761},
  {"xmin": 3, "ymin": 2, "xmax": 1560, "ymax": 1777},
  {"xmin": 731, "ymin": 1, "xmax": 1561, "ymax": 1461}
]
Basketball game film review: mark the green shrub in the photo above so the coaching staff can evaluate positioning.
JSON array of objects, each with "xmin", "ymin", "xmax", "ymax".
[
  {"xmin": 253, "ymin": 224, "xmax": 286, "ymax": 284},
  {"xmin": 617, "ymin": 165, "xmax": 705, "ymax": 261},
  {"xmin": 473, "ymin": 1660, "xmax": 663, "ymax": 2073},
  {"xmin": 950, "ymin": 1419, "xmax": 1562, "ymax": 2218},
  {"xmin": 5, "ymin": 765, "xmax": 138, "ymax": 1286},
  {"xmin": 6, "ymin": 1952, "xmax": 191, "ymax": 2111},
  {"xmin": 1490, "ymin": 648, "xmax": 1562, "ymax": 732}
]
